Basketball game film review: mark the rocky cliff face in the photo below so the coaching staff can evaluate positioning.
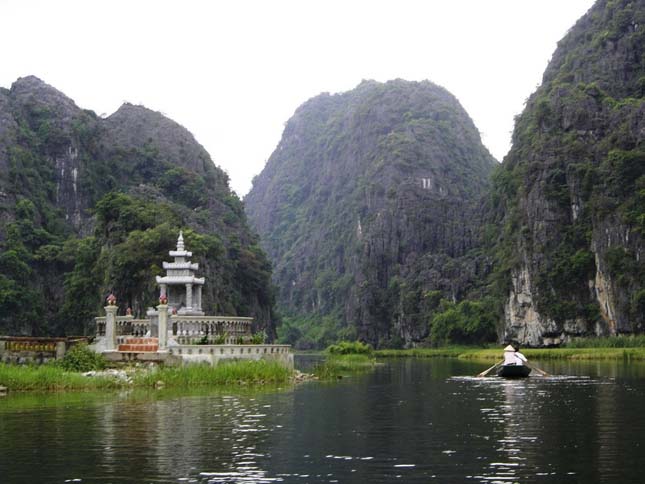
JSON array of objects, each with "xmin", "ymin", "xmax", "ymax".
[
  {"xmin": 246, "ymin": 80, "xmax": 496, "ymax": 347},
  {"xmin": 494, "ymin": 0, "xmax": 644, "ymax": 345},
  {"xmin": 0, "ymin": 76, "xmax": 275, "ymax": 336}
]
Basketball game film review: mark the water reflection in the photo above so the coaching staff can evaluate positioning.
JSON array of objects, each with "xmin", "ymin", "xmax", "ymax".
[
  {"xmin": 447, "ymin": 373, "xmax": 643, "ymax": 483},
  {"xmin": 1, "ymin": 360, "xmax": 645, "ymax": 483}
]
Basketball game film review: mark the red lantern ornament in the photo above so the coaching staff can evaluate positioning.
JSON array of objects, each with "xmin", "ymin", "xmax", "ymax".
[{"xmin": 106, "ymin": 293, "xmax": 117, "ymax": 306}]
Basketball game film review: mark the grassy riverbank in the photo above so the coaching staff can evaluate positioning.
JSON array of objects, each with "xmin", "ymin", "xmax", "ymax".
[
  {"xmin": 375, "ymin": 346, "xmax": 645, "ymax": 361},
  {"xmin": 0, "ymin": 360, "xmax": 293, "ymax": 392},
  {"xmin": 0, "ymin": 364, "xmax": 123, "ymax": 391},
  {"xmin": 137, "ymin": 360, "xmax": 292, "ymax": 387}
]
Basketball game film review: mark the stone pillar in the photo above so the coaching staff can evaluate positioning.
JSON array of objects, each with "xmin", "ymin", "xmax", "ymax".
[
  {"xmin": 147, "ymin": 307, "xmax": 159, "ymax": 337},
  {"xmin": 105, "ymin": 305, "xmax": 118, "ymax": 351},
  {"xmin": 160, "ymin": 283, "xmax": 167, "ymax": 297},
  {"xmin": 196, "ymin": 285, "xmax": 202, "ymax": 310},
  {"xmin": 157, "ymin": 304, "xmax": 168, "ymax": 350},
  {"xmin": 186, "ymin": 283, "xmax": 193, "ymax": 309},
  {"xmin": 56, "ymin": 341, "xmax": 66, "ymax": 360}
]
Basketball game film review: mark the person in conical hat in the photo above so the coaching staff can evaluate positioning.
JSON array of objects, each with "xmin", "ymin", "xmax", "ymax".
[{"xmin": 503, "ymin": 344, "xmax": 517, "ymax": 365}]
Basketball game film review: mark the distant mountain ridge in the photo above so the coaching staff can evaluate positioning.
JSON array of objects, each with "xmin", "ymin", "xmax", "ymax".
[
  {"xmin": 246, "ymin": 79, "xmax": 497, "ymax": 347},
  {"xmin": 491, "ymin": 0, "xmax": 644, "ymax": 345},
  {"xmin": 0, "ymin": 76, "xmax": 275, "ymax": 337}
]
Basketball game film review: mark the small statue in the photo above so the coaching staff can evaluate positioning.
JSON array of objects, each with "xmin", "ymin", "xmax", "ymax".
[{"xmin": 106, "ymin": 293, "xmax": 117, "ymax": 306}]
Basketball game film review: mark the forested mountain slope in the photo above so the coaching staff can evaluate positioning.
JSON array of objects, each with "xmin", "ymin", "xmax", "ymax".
[
  {"xmin": 246, "ymin": 79, "xmax": 497, "ymax": 348},
  {"xmin": 491, "ymin": 0, "xmax": 644, "ymax": 345},
  {"xmin": 0, "ymin": 76, "xmax": 275, "ymax": 336}
]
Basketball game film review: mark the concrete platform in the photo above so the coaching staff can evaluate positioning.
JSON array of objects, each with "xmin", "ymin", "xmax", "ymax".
[{"xmin": 103, "ymin": 350, "xmax": 178, "ymax": 364}]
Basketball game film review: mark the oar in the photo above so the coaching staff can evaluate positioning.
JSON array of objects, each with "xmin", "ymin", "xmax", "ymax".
[
  {"xmin": 527, "ymin": 362, "xmax": 550, "ymax": 377},
  {"xmin": 476, "ymin": 360, "xmax": 503, "ymax": 377}
]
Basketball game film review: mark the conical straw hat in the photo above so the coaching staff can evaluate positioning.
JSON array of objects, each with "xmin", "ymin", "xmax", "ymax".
[{"xmin": 504, "ymin": 345, "xmax": 516, "ymax": 352}]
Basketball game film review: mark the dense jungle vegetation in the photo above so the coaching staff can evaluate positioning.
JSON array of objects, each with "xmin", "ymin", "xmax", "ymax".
[{"xmin": 0, "ymin": 77, "xmax": 275, "ymax": 337}]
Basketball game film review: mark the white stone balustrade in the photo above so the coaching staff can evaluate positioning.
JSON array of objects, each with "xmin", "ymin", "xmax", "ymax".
[
  {"xmin": 95, "ymin": 316, "xmax": 150, "ymax": 338},
  {"xmin": 95, "ymin": 317, "xmax": 106, "ymax": 336},
  {"xmin": 129, "ymin": 319, "xmax": 151, "ymax": 337},
  {"xmin": 97, "ymin": 314, "xmax": 253, "ymax": 345},
  {"xmin": 171, "ymin": 315, "xmax": 253, "ymax": 344}
]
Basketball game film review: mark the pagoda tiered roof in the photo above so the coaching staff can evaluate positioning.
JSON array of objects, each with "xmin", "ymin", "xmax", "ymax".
[
  {"xmin": 155, "ymin": 231, "xmax": 205, "ymax": 286},
  {"xmin": 156, "ymin": 275, "xmax": 205, "ymax": 284}
]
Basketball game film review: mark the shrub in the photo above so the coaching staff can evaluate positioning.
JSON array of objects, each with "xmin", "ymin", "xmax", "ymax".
[
  {"xmin": 326, "ymin": 340, "xmax": 373, "ymax": 355},
  {"xmin": 251, "ymin": 331, "xmax": 266, "ymax": 344},
  {"xmin": 313, "ymin": 354, "xmax": 375, "ymax": 378},
  {"xmin": 429, "ymin": 299, "xmax": 497, "ymax": 346},
  {"xmin": 57, "ymin": 344, "xmax": 106, "ymax": 372}
]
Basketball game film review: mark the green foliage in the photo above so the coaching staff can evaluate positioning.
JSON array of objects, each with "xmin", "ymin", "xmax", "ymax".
[
  {"xmin": 56, "ymin": 344, "xmax": 106, "ymax": 372},
  {"xmin": 246, "ymin": 79, "xmax": 497, "ymax": 348},
  {"xmin": 374, "ymin": 346, "xmax": 645, "ymax": 360},
  {"xmin": 0, "ymin": 363, "xmax": 121, "ymax": 391},
  {"xmin": 375, "ymin": 346, "xmax": 488, "ymax": 358},
  {"xmin": 326, "ymin": 340, "xmax": 373, "ymax": 355},
  {"xmin": 94, "ymin": 191, "xmax": 179, "ymax": 242},
  {"xmin": 312, "ymin": 354, "xmax": 376, "ymax": 379},
  {"xmin": 452, "ymin": 347, "xmax": 645, "ymax": 361},
  {"xmin": 0, "ymin": 198, "xmax": 63, "ymax": 335},
  {"xmin": 277, "ymin": 315, "xmax": 356, "ymax": 350},
  {"xmin": 605, "ymin": 247, "xmax": 632, "ymax": 275},
  {"xmin": 632, "ymin": 289, "xmax": 645, "ymax": 318},
  {"xmin": 157, "ymin": 167, "xmax": 207, "ymax": 208},
  {"xmin": 484, "ymin": 0, "xmax": 645, "ymax": 335},
  {"xmin": 0, "ymin": 360, "xmax": 292, "ymax": 391},
  {"xmin": 59, "ymin": 237, "xmax": 102, "ymax": 334},
  {"xmin": 0, "ymin": 82, "xmax": 277, "ymax": 338},
  {"xmin": 213, "ymin": 333, "xmax": 227, "ymax": 345},
  {"xmin": 565, "ymin": 334, "xmax": 645, "ymax": 348},
  {"xmin": 535, "ymin": 243, "xmax": 597, "ymax": 323},
  {"xmin": 251, "ymin": 331, "xmax": 266, "ymax": 344},
  {"xmin": 429, "ymin": 299, "xmax": 497, "ymax": 346}
]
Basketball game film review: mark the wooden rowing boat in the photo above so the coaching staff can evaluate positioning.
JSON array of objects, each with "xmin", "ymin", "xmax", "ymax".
[{"xmin": 497, "ymin": 364, "xmax": 532, "ymax": 378}]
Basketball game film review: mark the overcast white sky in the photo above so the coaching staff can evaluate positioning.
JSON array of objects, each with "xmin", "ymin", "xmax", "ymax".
[{"xmin": 1, "ymin": 0, "xmax": 595, "ymax": 196}]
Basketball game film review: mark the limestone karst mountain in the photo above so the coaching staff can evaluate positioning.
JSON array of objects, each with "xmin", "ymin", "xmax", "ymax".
[
  {"xmin": 491, "ymin": 0, "xmax": 644, "ymax": 345},
  {"xmin": 0, "ymin": 76, "xmax": 275, "ymax": 336},
  {"xmin": 245, "ymin": 79, "xmax": 497, "ymax": 348}
]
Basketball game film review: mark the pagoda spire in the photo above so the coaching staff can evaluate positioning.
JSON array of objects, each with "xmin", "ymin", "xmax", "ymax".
[{"xmin": 177, "ymin": 230, "xmax": 185, "ymax": 251}]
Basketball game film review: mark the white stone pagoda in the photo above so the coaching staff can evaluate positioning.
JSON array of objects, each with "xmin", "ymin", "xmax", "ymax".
[
  {"xmin": 92, "ymin": 230, "xmax": 292, "ymax": 368},
  {"xmin": 156, "ymin": 231, "xmax": 205, "ymax": 315}
]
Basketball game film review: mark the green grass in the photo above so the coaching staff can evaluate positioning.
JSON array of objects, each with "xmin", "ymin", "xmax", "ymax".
[
  {"xmin": 374, "ymin": 347, "xmax": 477, "ymax": 358},
  {"xmin": 564, "ymin": 335, "xmax": 645, "ymax": 348},
  {"xmin": 134, "ymin": 360, "xmax": 293, "ymax": 388},
  {"xmin": 313, "ymin": 354, "xmax": 376, "ymax": 379},
  {"xmin": 0, "ymin": 364, "xmax": 123, "ymax": 391},
  {"xmin": 0, "ymin": 360, "xmax": 293, "ymax": 392},
  {"xmin": 327, "ymin": 340, "xmax": 373, "ymax": 355},
  {"xmin": 375, "ymin": 347, "xmax": 645, "ymax": 361}
]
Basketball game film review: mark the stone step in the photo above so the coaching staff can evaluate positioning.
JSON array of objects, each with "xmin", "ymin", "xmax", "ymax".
[{"xmin": 118, "ymin": 344, "xmax": 159, "ymax": 353}]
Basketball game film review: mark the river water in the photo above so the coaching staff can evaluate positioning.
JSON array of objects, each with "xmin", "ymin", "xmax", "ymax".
[{"xmin": 1, "ymin": 358, "xmax": 645, "ymax": 483}]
